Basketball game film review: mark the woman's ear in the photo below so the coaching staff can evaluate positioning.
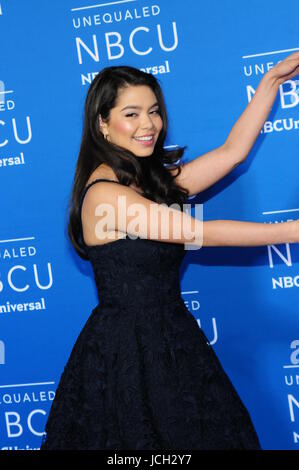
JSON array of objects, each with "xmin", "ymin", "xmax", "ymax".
[
  {"xmin": 98, "ymin": 115, "xmax": 104, "ymax": 131},
  {"xmin": 99, "ymin": 115, "xmax": 109, "ymax": 140}
]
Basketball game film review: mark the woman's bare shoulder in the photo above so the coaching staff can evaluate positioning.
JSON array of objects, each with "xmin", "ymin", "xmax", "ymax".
[
  {"xmin": 85, "ymin": 163, "xmax": 142, "ymax": 195},
  {"xmin": 86, "ymin": 163, "xmax": 119, "ymax": 186}
]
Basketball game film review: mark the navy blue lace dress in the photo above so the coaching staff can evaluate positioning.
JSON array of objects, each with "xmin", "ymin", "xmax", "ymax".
[{"xmin": 40, "ymin": 178, "xmax": 261, "ymax": 450}]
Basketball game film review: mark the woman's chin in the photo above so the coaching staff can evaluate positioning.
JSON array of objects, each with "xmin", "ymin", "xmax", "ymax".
[{"xmin": 132, "ymin": 148, "xmax": 155, "ymax": 158}]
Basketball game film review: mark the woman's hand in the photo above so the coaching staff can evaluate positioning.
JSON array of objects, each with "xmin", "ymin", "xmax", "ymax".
[{"xmin": 267, "ymin": 51, "xmax": 299, "ymax": 85}]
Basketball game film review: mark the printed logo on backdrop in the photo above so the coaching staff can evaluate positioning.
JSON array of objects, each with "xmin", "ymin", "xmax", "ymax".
[
  {"xmin": 0, "ymin": 381, "xmax": 55, "ymax": 450},
  {"xmin": 70, "ymin": 0, "xmax": 178, "ymax": 85},
  {"xmin": 0, "ymin": 81, "xmax": 32, "ymax": 170},
  {"xmin": 0, "ymin": 234, "xmax": 55, "ymax": 449},
  {"xmin": 283, "ymin": 340, "xmax": 299, "ymax": 445},
  {"xmin": 262, "ymin": 208, "xmax": 299, "ymax": 290},
  {"xmin": 0, "ymin": 235, "xmax": 54, "ymax": 316},
  {"xmin": 242, "ymin": 46, "xmax": 299, "ymax": 134},
  {"xmin": 182, "ymin": 289, "xmax": 218, "ymax": 345}
]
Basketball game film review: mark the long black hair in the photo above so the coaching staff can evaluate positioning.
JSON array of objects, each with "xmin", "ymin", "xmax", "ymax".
[{"xmin": 68, "ymin": 65, "xmax": 189, "ymax": 259}]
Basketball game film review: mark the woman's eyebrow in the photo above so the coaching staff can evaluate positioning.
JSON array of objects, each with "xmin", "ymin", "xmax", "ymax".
[{"xmin": 121, "ymin": 102, "xmax": 159, "ymax": 111}]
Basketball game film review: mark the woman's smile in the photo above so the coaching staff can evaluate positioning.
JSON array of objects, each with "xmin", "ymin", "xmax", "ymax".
[{"xmin": 133, "ymin": 134, "xmax": 155, "ymax": 146}]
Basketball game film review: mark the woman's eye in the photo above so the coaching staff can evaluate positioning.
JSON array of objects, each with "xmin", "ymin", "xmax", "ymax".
[{"xmin": 125, "ymin": 110, "xmax": 160, "ymax": 117}]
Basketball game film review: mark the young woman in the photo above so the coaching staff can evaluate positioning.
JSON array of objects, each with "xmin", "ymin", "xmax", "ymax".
[{"xmin": 40, "ymin": 53, "xmax": 299, "ymax": 450}]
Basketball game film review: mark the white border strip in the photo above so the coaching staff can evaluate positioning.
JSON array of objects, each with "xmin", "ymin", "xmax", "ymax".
[
  {"xmin": 242, "ymin": 47, "xmax": 299, "ymax": 59},
  {"xmin": 71, "ymin": 0, "xmax": 136, "ymax": 12},
  {"xmin": 0, "ymin": 381, "xmax": 55, "ymax": 389},
  {"xmin": 262, "ymin": 208, "xmax": 299, "ymax": 215},
  {"xmin": 0, "ymin": 237, "xmax": 35, "ymax": 243},
  {"xmin": 182, "ymin": 290, "xmax": 199, "ymax": 295}
]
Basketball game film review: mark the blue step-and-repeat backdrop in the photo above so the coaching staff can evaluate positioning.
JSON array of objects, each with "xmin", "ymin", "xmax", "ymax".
[{"xmin": 0, "ymin": 0, "xmax": 298, "ymax": 450}]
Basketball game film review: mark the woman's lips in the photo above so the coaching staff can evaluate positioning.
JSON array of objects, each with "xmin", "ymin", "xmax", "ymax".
[{"xmin": 133, "ymin": 135, "xmax": 155, "ymax": 146}]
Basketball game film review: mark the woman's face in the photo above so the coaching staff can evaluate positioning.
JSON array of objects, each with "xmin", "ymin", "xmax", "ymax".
[{"xmin": 100, "ymin": 85, "xmax": 163, "ymax": 157}]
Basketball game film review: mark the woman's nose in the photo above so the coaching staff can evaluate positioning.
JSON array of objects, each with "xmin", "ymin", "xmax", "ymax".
[{"xmin": 140, "ymin": 113, "xmax": 155, "ymax": 129}]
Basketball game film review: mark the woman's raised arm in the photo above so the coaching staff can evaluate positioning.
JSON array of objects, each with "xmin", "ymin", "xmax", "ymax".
[{"xmin": 172, "ymin": 51, "xmax": 299, "ymax": 196}]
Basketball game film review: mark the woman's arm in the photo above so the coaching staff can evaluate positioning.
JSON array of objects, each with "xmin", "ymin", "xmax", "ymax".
[
  {"xmin": 173, "ymin": 51, "xmax": 299, "ymax": 196},
  {"xmin": 223, "ymin": 51, "xmax": 299, "ymax": 163},
  {"xmin": 202, "ymin": 219, "xmax": 299, "ymax": 247}
]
